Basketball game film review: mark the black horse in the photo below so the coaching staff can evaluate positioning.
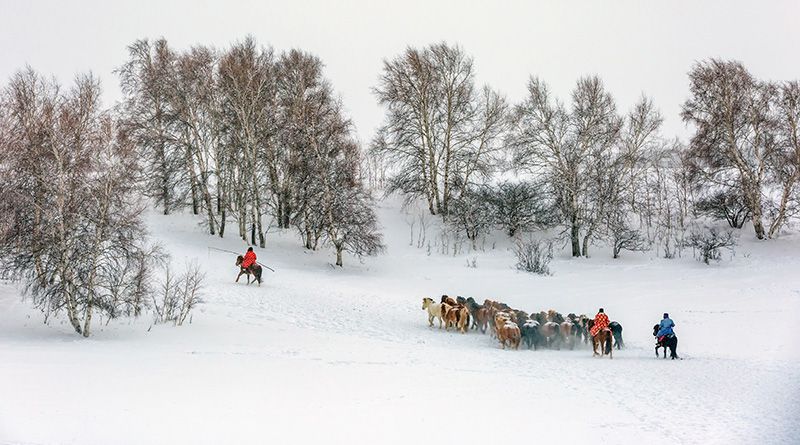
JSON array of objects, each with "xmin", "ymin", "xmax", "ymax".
[
  {"xmin": 653, "ymin": 324, "xmax": 679, "ymax": 359},
  {"xmin": 521, "ymin": 320, "xmax": 540, "ymax": 350},
  {"xmin": 609, "ymin": 321, "xmax": 624, "ymax": 350}
]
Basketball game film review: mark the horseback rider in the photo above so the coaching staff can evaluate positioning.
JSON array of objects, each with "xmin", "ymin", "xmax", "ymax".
[
  {"xmin": 655, "ymin": 313, "xmax": 675, "ymax": 342},
  {"xmin": 590, "ymin": 308, "xmax": 610, "ymax": 337},
  {"xmin": 241, "ymin": 247, "xmax": 257, "ymax": 270}
]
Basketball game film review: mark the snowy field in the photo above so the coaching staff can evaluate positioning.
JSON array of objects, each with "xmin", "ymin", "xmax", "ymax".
[{"xmin": 1, "ymin": 199, "xmax": 799, "ymax": 445}]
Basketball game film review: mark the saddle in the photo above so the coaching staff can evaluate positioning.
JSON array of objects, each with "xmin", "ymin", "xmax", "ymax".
[{"xmin": 657, "ymin": 334, "xmax": 673, "ymax": 343}]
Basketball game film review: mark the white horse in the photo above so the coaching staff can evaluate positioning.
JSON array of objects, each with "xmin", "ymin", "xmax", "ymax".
[{"xmin": 421, "ymin": 297, "xmax": 443, "ymax": 328}]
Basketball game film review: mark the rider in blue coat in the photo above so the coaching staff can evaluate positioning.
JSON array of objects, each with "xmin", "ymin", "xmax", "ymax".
[{"xmin": 656, "ymin": 313, "xmax": 675, "ymax": 338}]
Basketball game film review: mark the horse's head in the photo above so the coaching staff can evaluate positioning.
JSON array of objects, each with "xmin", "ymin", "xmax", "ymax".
[
  {"xmin": 456, "ymin": 296, "xmax": 466, "ymax": 305},
  {"xmin": 235, "ymin": 255, "xmax": 244, "ymax": 266},
  {"xmin": 422, "ymin": 297, "xmax": 433, "ymax": 310},
  {"xmin": 653, "ymin": 324, "xmax": 660, "ymax": 337}
]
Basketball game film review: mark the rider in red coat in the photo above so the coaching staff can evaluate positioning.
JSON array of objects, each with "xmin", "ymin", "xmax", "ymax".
[
  {"xmin": 241, "ymin": 247, "xmax": 257, "ymax": 269},
  {"xmin": 590, "ymin": 308, "xmax": 610, "ymax": 337}
]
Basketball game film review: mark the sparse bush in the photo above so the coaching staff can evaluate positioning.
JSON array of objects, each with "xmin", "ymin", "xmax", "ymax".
[
  {"xmin": 695, "ymin": 190, "xmax": 751, "ymax": 229},
  {"xmin": 488, "ymin": 181, "xmax": 554, "ymax": 237},
  {"xmin": 685, "ymin": 226, "xmax": 738, "ymax": 264},
  {"xmin": 609, "ymin": 220, "xmax": 650, "ymax": 259},
  {"xmin": 513, "ymin": 238, "xmax": 554, "ymax": 275},
  {"xmin": 447, "ymin": 187, "xmax": 494, "ymax": 250},
  {"xmin": 153, "ymin": 262, "xmax": 204, "ymax": 326}
]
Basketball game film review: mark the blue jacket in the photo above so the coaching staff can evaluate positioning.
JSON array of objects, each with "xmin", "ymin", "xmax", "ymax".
[{"xmin": 656, "ymin": 318, "xmax": 675, "ymax": 337}]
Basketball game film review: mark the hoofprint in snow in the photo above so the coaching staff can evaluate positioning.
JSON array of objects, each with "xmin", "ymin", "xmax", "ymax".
[{"xmin": 1, "ymin": 199, "xmax": 799, "ymax": 445}]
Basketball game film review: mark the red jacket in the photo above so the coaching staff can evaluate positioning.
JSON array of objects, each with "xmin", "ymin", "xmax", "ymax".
[
  {"xmin": 590, "ymin": 313, "xmax": 609, "ymax": 336},
  {"xmin": 242, "ymin": 250, "xmax": 257, "ymax": 268}
]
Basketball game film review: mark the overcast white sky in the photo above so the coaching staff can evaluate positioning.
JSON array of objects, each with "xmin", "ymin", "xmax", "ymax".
[{"xmin": 2, "ymin": 0, "xmax": 798, "ymax": 141}]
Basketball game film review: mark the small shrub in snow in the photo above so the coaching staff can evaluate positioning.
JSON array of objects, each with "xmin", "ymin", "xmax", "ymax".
[
  {"xmin": 609, "ymin": 224, "xmax": 650, "ymax": 259},
  {"xmin": 513, "ymin": 238, "xmax": 554, "ymax": 275},
  {"xmin": 153, "ymin": 262, "xmax": 205, "ymax": 326},
  {"xmin": 685, "ymin": 227, "xmax": 738, "ymax": 264}
]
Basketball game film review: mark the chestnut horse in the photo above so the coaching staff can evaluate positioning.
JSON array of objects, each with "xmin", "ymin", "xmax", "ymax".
[{"xmin": 588, "ymin": 319, "xmax": 613, "ymax": 359}]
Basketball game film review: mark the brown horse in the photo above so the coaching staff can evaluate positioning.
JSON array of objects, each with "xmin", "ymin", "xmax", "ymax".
[
  {"xmin": 442, "ymin": 302, "xmax": 469, "ymax": 333},
  {"xmin": 235, "ymin": 255, "xmax": 262, "ymax": 286},
  {"xmin": 472, "ymin": 306, "xmax": 490, "ymax": 333},
  {"xmin": 591, "ymin": 324, "xmax": 613, "ymax": 359},
  {"xmin": 560, "ymin": 321, "xmax": 576, "ymax": 350},
  {"xmin": 498, "ymin": 321, "xmax": 521, "ymax": 350},
  {"xmin": 540, "ymin": 321, "xmax": 561, "ymax": 349}
]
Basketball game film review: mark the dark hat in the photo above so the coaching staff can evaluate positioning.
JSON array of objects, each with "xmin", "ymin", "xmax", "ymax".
[
  {"xmin": 247, "ymin": 247, "xmax": 254, "ymax": 252},
  {"xmin": 598, "ymin": 308, "xmax": 604, "ymax": 313},
  {"xmin": 663, "ymin": 313, "xmax": 669, "ymax": 318}
]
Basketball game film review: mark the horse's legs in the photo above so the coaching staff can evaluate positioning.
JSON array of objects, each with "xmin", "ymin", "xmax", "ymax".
[{"xmin": 235, "ymin": 270, "xmax": 244, "ymax": 283}]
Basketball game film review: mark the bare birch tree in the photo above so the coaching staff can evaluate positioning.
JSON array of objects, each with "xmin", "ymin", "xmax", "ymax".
[
  {"xmin": 0, "ymin": 69, "xmax": 158, "ymax": 336},
  {"xmin": 682, "ymin": 59, "xmax": 775, "ymax": 239},
  {"xmin": 510, "ymin": 76, "xmax": 622, "ymax": 257},
  {"xmin": 372, "ymin": 43, "xmax": 506, "ymax": 217}
]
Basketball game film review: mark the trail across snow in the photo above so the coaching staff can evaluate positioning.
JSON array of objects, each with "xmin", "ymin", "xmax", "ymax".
[{"xmin": 1, "ymin": 199, "xmax": 799, "ymax": 444}]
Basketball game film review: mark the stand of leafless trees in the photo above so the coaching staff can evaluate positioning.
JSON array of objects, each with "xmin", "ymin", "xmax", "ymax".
[
  {"xmin": 373, "ymin": 45, "xmax": 800, "ymax": 260},
  {"xmin": 682, "ymin": 59, "xmax": 800, "ymax": 240},
  {"xmin": 0, "ymin": 69, "xmax": 163, "ymax": 336},
  {"xmin": 0, "ymin": 67, "xmax": 210, "ymax": 336},
  {"xmin": 118, "ymin": 36, "xmax": 384, "ymax": 266}
]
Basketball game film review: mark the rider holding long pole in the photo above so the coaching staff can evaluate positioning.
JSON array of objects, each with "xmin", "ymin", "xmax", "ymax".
[{"xmin": 241, "ymin": 247, "xmax": 257, "ymax": 270}]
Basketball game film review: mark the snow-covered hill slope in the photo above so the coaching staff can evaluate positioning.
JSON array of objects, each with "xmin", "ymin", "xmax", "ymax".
[{"xmin": 1, "ymin": 199, "xmax": 799, "ymax": 444}]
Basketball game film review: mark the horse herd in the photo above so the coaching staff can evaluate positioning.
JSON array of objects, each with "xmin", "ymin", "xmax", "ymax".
[{"xmin": 422, "ymin": 295, "xmax": 624, "ymax": 358}]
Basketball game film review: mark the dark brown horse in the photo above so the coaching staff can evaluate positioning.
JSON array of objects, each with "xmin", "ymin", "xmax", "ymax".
[{"xmin": 235, "ymin": 255, "xmax": 262, "ymax": 286}]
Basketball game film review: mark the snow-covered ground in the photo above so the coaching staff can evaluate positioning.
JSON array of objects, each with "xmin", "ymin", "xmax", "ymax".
[{"xmin": 1, "ymin": 199, "xmax": 799, "ymax": 445}]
